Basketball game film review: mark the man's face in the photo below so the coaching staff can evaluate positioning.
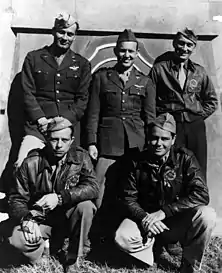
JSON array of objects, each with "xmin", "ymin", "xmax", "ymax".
[
  {"xmin": 173, "ymin": 35, "xmax": 196, "ymax": 62},
  {"xmin": 148, "ymin": 126, "xmax": 176, "ymax": 158},
  {"xmin": 53, "ymin": 24, "xmax": 77, "ymax": 51},
  {"xmin": 48, "ymin": 128, "xmax": 74, "ymax": 159},
  {"xmin": 115, "ymin": 41, "xmax": 138, "ymax": 69}
]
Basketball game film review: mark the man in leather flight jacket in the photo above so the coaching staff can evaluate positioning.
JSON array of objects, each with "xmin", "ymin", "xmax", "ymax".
[
  {"xmin": 115, "ymin": 113, "xmax": 216, "ymax": 273},
  {"xmin": 148, "ymin": 28, "xmax": 218, "ymax": 178},
  {"xmin": 6, "ymin": 118, "xmax": 99, "ymax": 268}
]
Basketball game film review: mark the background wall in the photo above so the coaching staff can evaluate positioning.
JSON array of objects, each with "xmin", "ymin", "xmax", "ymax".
[{"xmin": 1, "ymin": 0, "xmax": 222, "ymax": 233}]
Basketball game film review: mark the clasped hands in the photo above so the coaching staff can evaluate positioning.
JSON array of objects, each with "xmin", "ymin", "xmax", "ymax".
[
  {"xmin": 142, "ymin": 210, "xmax": 169, "ymax": 236},
  {"xmin": 21, "ymin": 193, "xmax": 59, "ymax": 243}
]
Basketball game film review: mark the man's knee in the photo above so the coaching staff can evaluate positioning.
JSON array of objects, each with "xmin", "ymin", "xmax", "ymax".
[
  {"xmin": 76, "ymin": 201, "xmax": 97, "ymax": 218},
  {"xmin": 193, "ymin": 206, "xmax": 216, "ymax": 230}
]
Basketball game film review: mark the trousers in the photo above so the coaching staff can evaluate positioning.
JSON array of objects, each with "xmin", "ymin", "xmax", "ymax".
[
  {"xmin": 175, "ymin": 119, "xmax": 207, "ymax": 179},
  {"xmin": 7, "ymin": 200, "xmax": 96, "ymax": 264},
  {"xmin": 115, "ymin": 206, "xmax": 216, "ymax": 273}
]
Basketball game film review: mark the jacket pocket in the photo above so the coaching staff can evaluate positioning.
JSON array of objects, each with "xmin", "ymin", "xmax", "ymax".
[
  {"xmin": 129, "ymin": 85, "xmax": 146, "ymax": 109},
  {"xmin": 66, "ymin": 70, "xmax": 80, "ymax": 78},
  {"xmin": 34, "ymin": 69, "xmax": 49, "ymax": 87}
]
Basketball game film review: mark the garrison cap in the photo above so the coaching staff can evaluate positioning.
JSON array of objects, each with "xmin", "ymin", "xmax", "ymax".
[
  {"xmin": 54, "ymin": 12, "xmax": 79, "ymax": 30},
  {"xmin": 117, "ymin": 29, "xmax": 138, "ymax": 44},
  {"xmin": 47, "ymin": 117, "xmax": 72, "ymax": 133},
  {"xmin": 152, "ymin": 113, "xmax": 176, "ymax": 134},
  {"xmin": 176, "ymin": 27, "xmax": 198, "ymax": 45}
]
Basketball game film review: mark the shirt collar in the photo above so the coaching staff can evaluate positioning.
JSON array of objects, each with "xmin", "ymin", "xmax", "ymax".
[{"xmin": 170, "ymin": 54, "xmax": 195, "ymax": 73}]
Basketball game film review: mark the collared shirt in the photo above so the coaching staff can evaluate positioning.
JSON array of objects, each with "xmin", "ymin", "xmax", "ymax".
[{"xmin": 149, "ymin": 51, "xmax": 218, "ymax": 121}]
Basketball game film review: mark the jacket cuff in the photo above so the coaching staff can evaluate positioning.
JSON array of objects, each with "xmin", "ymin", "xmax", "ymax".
[
  {"xmin": 29, "ymin": 108, "xmax": 46, "ymax": 123},
  {"xmin": 87, "ymin": 134, "xmax": 97, "ymax": 145},
  {"xmin": 60, "ymin": 189, "xmax": 71, "ymax": 205}
]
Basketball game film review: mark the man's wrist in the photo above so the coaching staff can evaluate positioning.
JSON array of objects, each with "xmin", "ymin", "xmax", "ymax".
[{"xmin": 57, "ymin": 194, "xmax": 63, "ymax": 206}]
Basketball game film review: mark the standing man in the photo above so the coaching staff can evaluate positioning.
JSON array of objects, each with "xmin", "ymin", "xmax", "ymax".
[
  {"xmin": 115, "ymin": 113, "xmax": 216, "ymax": 273},
  {"xmin": 149, "ymin": 28, "xmax": 218, "ymax": 178},
  {"xmin": 85, "ymin": 29, "xmax": 155, "ymax": 224},
  {"xmin": 6, "ymin": 118, "xmax": 99, "ymax": 270},
  {"xmin": 16, "ymin": 12, "xmax": 91, "ymax": 167}
]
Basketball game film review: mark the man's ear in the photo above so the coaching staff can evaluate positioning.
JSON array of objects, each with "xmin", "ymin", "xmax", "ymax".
[
  {"xmin": 172, "ymin": 134, "xmax": 176, "ymax": 146},
  {"xmin": 113, "ymin": 46, "xmax": 118, "ymax": 57},
  {"xmin": 172, "ymin": 38, "xmax": 177, "ymax": 50}
]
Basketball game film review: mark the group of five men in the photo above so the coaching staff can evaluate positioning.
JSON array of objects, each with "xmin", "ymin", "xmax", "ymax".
[{"xmin": 1, "ymin": 12, "xmax": 218, "ymax": 273}]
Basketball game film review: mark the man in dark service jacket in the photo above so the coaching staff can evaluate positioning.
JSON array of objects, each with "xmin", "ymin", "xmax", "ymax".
[
  {"xmin": 4, "ymin": 118, "xmax": 98, "ymax": 270},
  {"xmin": 149, "ymin": 28, "xmax": 218, "ymax": 178},
  {"xmin": 15, "ymin": 12, "xmax": 91, "ymax": 167},
  {"xmin": 85, "ymin": 29, "xmax": 155, "ymax": 235},
  {"xmin": 115, "ymin": 113, "xmax": 216, "ymax": 273}
]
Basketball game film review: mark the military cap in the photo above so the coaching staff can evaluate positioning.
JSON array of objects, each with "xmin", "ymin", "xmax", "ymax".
[
  {"xmin": 47, "ymin": 117, "xmax": 72, "ymax": 132},
  {"xmin": 176, "ymin": 27, "xmax": 198, "ymax": 45},
  {"xmin": 54, "ymin": 12, "xmax": 79, "ymax": 30},
  {"xmin": 152, "ymin": 113, "xmax": 176, "ymax": 134},
  {"xmin": 117, "ymin": 29, "xmax": 138, "ymax": 44}
]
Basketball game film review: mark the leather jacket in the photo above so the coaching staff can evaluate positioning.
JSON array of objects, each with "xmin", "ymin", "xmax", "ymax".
[
  {"xmin": 149, "ymin": 51, "xmax": 217, "ymax": 122},
  {"xmin": 121, "ymin": 146, "xmax": 209, "ymax": 224},
  {"xmin": 8, "ymin": 146, "xmax": 99, "ymax": 223}
]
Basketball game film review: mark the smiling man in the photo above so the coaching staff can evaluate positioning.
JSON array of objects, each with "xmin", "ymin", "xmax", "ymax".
[
  {"xmin": 6, "ymin": 117, "xmax": 99, "ymax": 269},
  {"xmin": 85, "ymin": 29, "xmax": 155, "ymax": 237},
  {"xmin": 148, "ymin": 28, "xmax": 218, "ymax": 179},
  {"xmin": 15, "ymin": 12, "xmax": 91, "ymax": 168},
  {"xmin": 115, "ymin": 113, "xmax": 216, "ymax": 273}
]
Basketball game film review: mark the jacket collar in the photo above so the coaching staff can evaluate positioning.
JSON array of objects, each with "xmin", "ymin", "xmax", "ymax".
[
  {"xmin": 169, "ymin": 54, "xmax": 195, "ymax": 73},
  {"xmin": 108, "ymin": 66, "xmax": 142, "ymax": 89},
  {"xmin": 38, "ymin": 145, "xmax": 80, "ymax": 173},
  {"xmin": 140, "ymin": 146, "xmax": 177, "ymax": 169},
  {"xmin": 40, "ymin": 46, "xmax": 77, "ymax": 71}
]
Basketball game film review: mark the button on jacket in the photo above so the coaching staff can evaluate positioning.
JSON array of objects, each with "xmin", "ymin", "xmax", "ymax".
[
  {"xmin": 121, "ymin": 147, "xmax": 209, "ymax": 224},
  {"xmin": 149, "ymin": 51, "xmax": 217, "ymax": 121},
  {"xmin": 8, "ymin": 146, "xmax": 99, "ymax": 223},
  {"xmin": 86, "ymin": 67, "xmax": 156, "ymax": 157},
  {"xmin": 22, "ymin": 46, "xmax": 91, "ymax": 140}
]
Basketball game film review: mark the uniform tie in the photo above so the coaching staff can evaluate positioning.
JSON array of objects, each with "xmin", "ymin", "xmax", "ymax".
[
  {"xmin": 178, "ymin": 63, "xmax": 186, "ymax": 89},
  {"xmin": 119, "ymin": 70, "xmax": 130, "ymax": 86}
]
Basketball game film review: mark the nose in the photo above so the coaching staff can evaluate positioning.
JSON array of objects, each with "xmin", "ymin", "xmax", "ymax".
[
  {"xmin": 124, "ymin": 50, "xmax": 130, "ymax": 57},
  {"xmin": 156, "ymin": 138, "xmax": 162, "ymax": 146},
  {"xmin": 62, "ymin": 33, "xmax": 68, "ymax": 40},
  {"xmin": 182, "ymin": 44, "xmax": 188, "ymax": 51},
  {"xmin": 56, "ymin": 139, "xmax": 63, "ymax": 148}
]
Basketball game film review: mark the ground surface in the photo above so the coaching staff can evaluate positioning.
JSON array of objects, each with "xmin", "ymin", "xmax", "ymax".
[{"xmin": 0, "ymin": 236, "xmax": 221, "ymax": 273}]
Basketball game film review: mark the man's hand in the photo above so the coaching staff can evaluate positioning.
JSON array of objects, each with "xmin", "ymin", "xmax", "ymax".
[
  {"xmin": 88, "ymin": 145, "xmax": 98, "ymax": 160},
  {"xmin": 148, "ymin": 221, "xmax": 169, "ymax": 235},
  {"xmin": 21, "ymin": 220, "xmax": 42, "ymax": 244},
  {"xmin": 142, "ymin": 210, "xmax": 166, "ymax": 231},
  {"xmin": 37, "ymin": 117, "xmax": 51, "ymax": 134},
  {"xmin": 35, "ymin": 193, "xmax": 59, "ymax": 211}
]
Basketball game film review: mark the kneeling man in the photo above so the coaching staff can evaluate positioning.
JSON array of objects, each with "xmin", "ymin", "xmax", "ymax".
[
  {"xmin": 7, "ymin": 118, "xmax": 99, "ymax": 267},
  {"xmin": 115, "ymin": 113, "xmax": 216, "ymax": 273}
]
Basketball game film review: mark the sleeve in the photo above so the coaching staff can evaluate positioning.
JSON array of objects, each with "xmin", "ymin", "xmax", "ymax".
[
  {"xmin": 120, "ymin": 161, "xmax": 147, "ymax": 224},
  {"xmin": 60, "ymin": 152, "xmax": 99, "ymax": 206},
  {"xmin": 142, "ymin": 77, "xmax": 156, "ymax": 126},
  {"xmin": 200, "ymin": 70, "xmax": 218, "ymax": 119},
  {"xmin": 162, "ymin": 153, "xmax": 209, "ymax": 218},
  {"xmin": 8, "ymin": 162, "xmax": 31, "ymax": 223},
  {"xmin": 85, "ymin": 72, "xmax": 101, "ymax": 145},
  {"xmin": 66, "ymin": 59, "xmax": 92, "ymax": 124},
  {"xmin": 22, "ymin": 52, "xmax": 46, "ymax": 122}
]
